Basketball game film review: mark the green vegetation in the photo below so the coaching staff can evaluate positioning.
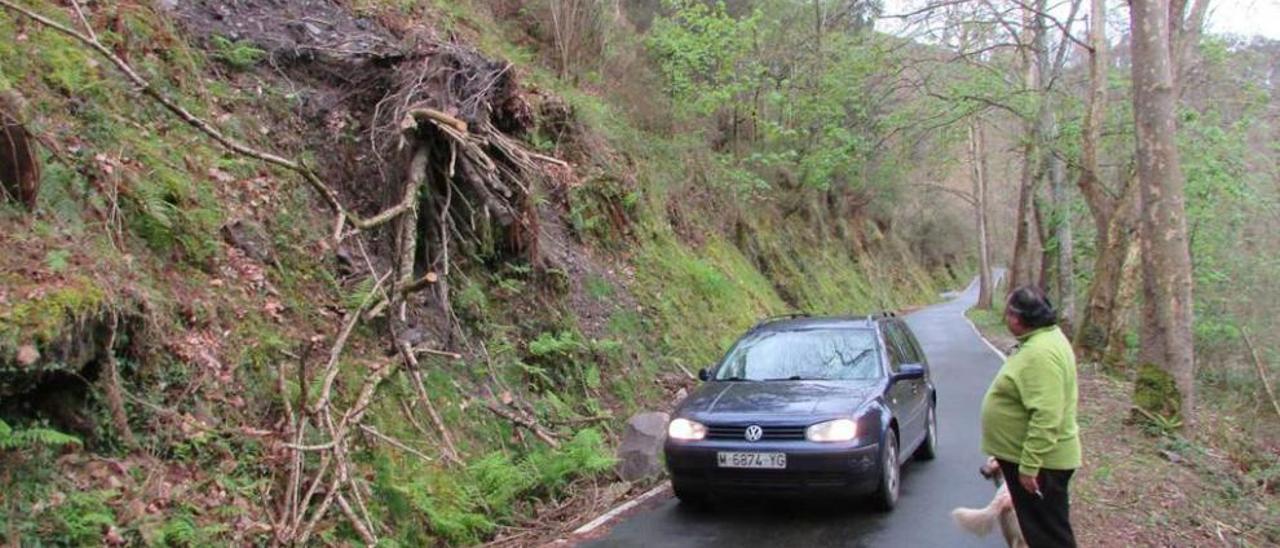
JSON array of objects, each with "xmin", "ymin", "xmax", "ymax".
[
  {"xmin": 372, "ymin": 429, "xmax": 614, "ymax": 545},
  {"xmin": 0, "ymin": 0, "xmax": 974, "ymax": 545},
  {"xmin": 209, "ymin": 36, "xmax": 266, "ymax": 71},
  {"xmin": 0, "ymin": 418, "xmax": 81, "ymax": 450}
]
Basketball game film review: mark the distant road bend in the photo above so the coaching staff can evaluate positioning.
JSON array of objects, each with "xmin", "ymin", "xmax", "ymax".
[{"xmin": 583, "ymin": 276, "xmax": 1008, "ymax": 547}]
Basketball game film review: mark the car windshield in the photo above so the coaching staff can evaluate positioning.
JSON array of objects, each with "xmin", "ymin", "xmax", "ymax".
[{"xmin": 713, "ymin": 328, "xmax": 882, "ymax": 381}]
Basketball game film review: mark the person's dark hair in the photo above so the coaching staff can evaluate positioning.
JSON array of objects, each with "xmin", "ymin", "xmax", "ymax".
[{"xmin": 1006, "ymin": 285, "xmax": 1058, "ymax": 328}]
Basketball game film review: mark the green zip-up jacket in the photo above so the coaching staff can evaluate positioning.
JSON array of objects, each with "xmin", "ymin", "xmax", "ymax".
[{"xmin": 980, "ymin": 325, "xmax": 1082, "ymax": 477}]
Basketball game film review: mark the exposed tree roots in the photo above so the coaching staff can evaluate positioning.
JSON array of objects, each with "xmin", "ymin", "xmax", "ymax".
[{"xmin": 0, "ymin": 2, "xmax": 569, "ymax": 544}]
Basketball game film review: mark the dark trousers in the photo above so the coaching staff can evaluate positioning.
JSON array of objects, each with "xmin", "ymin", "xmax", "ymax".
[{"xmin": 997, "ymin": 459, "xmax": 1077, "ymax": 548}]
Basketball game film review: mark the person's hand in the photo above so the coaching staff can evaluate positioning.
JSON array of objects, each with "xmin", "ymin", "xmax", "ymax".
[{"xmin": 1019, "ymin": 473, "xmax": 1041, "ymax": 497}]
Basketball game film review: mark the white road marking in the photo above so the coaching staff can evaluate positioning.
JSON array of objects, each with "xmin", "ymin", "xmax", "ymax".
[
  {"xmin": 958, "ymin": 269, "xmax": 1008, "ymax": 360},
  {"xmin": 962, "ymin": 312, "xmax": 1008, "ymax": 360},
  {"xmin": 570, "ymin": 482, "xmax": 671, "ymax": 536}
]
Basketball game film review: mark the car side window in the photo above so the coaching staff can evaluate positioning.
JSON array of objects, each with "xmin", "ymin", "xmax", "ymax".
[
  {"xmin": 893, "ymin": 320, "xmax": 923, "ymax": 364},
  {"xmin": 886, "ymin": 321, "xmax": 925, "ymax": 368},
  {"xmin": 900, "ymin": 322, "xmax": 927, "ymax": 366},
  {"xmin": 883, "ymin": 323, "xmax": 908, "ymax": 372}
]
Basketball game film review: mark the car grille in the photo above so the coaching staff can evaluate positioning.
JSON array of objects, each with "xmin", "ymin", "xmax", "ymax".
[{"xmin": 705, "ymin": 425, "xmax": 807, "ymax": 441}]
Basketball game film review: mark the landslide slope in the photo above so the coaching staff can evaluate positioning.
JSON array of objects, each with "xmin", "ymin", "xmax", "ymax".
[{"xmin": 0, "ymin": 1, "xmax": 951, "ymax": 544}]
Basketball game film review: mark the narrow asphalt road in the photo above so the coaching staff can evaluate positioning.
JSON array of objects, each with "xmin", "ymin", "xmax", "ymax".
[{"xmin": 581, "ymin": 277, "xmax": 1008, "ymax": 547}]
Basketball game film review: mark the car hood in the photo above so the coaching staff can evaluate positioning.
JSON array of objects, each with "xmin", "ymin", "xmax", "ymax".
[{"xmin": 678, "ymin": 380, "xmax": 880, "ymax": 419}]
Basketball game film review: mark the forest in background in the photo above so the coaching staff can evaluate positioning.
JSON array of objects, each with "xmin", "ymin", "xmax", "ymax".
[{"xmin": 0, "ymin": 0, "xmax": 1276, "ymax": 545}]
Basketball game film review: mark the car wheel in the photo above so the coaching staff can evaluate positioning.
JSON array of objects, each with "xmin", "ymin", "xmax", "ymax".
[
  {"xmin": 914, "ymin": 403, "xmax": 938, "ymax": 461},
  {"xmin": 873, "ymin": 429, "xmax": 900, "ymax": 511},
  {"xmin": 672, "ymin": 480, "xmax": 710, "ymax": 508}
]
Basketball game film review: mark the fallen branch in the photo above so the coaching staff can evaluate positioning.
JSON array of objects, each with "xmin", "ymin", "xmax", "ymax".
[
  {"xmin": 400, "ymin": 271, "xmax": 440, "ymax": 294},
  {"xmin": 527, "ymin": 150, "xmax": 570, "ymax": 168},
  {"xmin": 283, "ymin": 441, "xmax": 337, "ymax": 451},
  {"xmin": 548, "ymin": 415, "xmax": 613, "ymax": 426},
  {"xmin": 404, "ymin": 107, "xmax": 468, "ymax": 134},
  {"xmin": 359, "ymin": 424, "xmax": 433, "ymax": 463},
  {"xmin": 312, "ymin": 269, "xmax": 391, "ymax": 413},
  {"xmin": 336, "ymin": 492, "xmax": 378, "ymax": 546},
  {"xmin": 1242, "ymin": 329, "xmax": 1280, "ymax": 419},
  {"xmin": 672, "ymin": 361, "xmax": 696, "ymax": 381},
  {"xmin": 394, "ymin": 146, "xmax": 429, "ymax": 297},
  {"xmin": 398, "ymin": 342, "xmax": 463, "ymax": 465},
  {"xmin": 412, "ymin": 345, "xmax": 462, "ymax": 360},
  {"xmin": 295, "ymin": 464, "xmax": 343, "ymax": 546},
  {"xmin": 483, "ymin": 400, "xmax": 561, "ymax": 448}
]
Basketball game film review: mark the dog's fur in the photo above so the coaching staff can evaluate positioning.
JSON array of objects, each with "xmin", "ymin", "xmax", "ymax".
[{"xmin": 951, "ymin": 457, "xmax": 1027, "ymax": 548}]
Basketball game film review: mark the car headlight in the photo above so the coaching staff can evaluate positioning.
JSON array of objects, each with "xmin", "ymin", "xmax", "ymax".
[
  {"xmin": 806, "ymin": 419, "xmax": 857, "ymax": 442},
  {"xmin": 667, "ymin": 418, "xmax": 707, "ymax": 441}
]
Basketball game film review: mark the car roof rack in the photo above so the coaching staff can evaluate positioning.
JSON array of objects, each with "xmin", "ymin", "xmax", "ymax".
[
  {"xmin": 866, "ymin": 311, "xmax": 897, "ymax": 322},
  {"xmin": 751, "ymin": 312, "xmax": 811, "ymax": 330}
]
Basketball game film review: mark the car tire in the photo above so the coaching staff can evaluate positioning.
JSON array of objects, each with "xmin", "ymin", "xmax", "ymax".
[
  {"xmin": 873, "ymin": 429, "xmax": 900, "ymax": 512},
  {"xmin": 914, "ymin": 403, "xmax": 938, "ymax": 461},
  {"xmin": 672, "ymin": 480, "xmax": 710, "ymax": 508}
]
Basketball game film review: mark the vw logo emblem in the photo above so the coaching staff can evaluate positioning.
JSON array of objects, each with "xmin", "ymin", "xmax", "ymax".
[{"xmin": 744, "ymin": 425, "xmax": 763, "ymax": 442}]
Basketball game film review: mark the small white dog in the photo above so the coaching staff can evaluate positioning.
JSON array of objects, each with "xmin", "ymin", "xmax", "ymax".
[{"xmin": 951, "ymin": 457, "xmax": 1027, "ymax": 548}]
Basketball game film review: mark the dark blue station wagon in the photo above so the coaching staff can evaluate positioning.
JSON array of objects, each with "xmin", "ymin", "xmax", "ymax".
[{"xmin": 664, "ymin": 313, "xmax": 937, "ymax": 510}]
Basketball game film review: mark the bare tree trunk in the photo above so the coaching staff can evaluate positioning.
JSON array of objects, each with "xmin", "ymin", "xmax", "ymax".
[
  {"xmin": 1034, "ymin": 192, "xmax": 1051, "ymax": 290},
  {"xmin": 1077, "ymin": 0, "xmax": 1112, "ymax": 239},
  {"xmin": 1029, "ymin": 0, "xmax": 1073, "ymax": 318},
  {"xmin": 1050, "ymin": 140, "xmax": 1074, "ymax": 330},
  {"xmin": 1130, "ymin": 0, "xmax": 1197, "ymax": 426},
  {"xmin": 1010, "ymin": 0, "xmax": 1043, "ymax": 291},
  {"xmin": 1010, "ymin": 140, "xmax": 1038, "ymax": 289},
  {"xmin": 969, "ymin": 120, "xmax": 994, "ymax": 309}
]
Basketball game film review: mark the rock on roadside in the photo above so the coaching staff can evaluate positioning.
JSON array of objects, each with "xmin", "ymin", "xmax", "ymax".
[{"xmin": 616, "ymin": 412, "xmax": 670, "ymax": 482}]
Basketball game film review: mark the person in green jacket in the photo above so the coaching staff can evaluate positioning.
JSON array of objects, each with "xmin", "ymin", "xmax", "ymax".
[{"xmin": 981, "ymin": 285, "xmax": 1082, "ymax": 548}]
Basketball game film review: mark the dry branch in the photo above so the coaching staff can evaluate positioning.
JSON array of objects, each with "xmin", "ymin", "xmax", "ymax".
[
  {"xmin": 483, "ymin": 400, "xmax": 561, "ymax": 448},
  {"xmin": 337, "ymin": 493, "xmax": 378, "ymax": 546},
  {"xmin": 404, "ymin": 107, "xmax": 468, "ymax": 133},
  {"xmin": 359, "ymin": 424, "xmax": 434, "ymax": 462},
  {"xmin": 413, "ymin": 345, "xmax": 462, "ymax": 360},
  {"xmin": 312, "ymin": 269, "xmax": 391, "ymax": 413},
  {"xmin": 398, "ymin": 342, "xmax": 463, "ymax": 465},
  {"xmin": 1242, "ymin": 329, "xmax": 1280, "ymax": 419}
]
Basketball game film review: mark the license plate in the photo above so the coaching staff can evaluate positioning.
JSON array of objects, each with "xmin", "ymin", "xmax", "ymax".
[{"xmin": 717, "ymin": 451, "xmax": 787, "ymax": 469}]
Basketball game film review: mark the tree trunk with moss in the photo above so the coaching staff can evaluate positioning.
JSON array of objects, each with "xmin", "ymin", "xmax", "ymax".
[{"xmin": 1130, "ymin": 0, "xmax": 1197, "ymax": 427}]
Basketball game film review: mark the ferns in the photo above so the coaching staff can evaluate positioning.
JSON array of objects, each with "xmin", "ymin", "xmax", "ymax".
[
  {"xmin": 378, "ymin": 429, "xmax": 617, "ymax": 545},
  {"xmin": 53, "ymin": 490, "xmax": 119, "ymax": 546},
  {"xmin": 0, "ymin": 418, "xmax": 82, "ymax": 450},
  {"xmin": 344, "ymin": 275, "xmax": 378, "ymax": 311},
  {"xmin": 210, "ymin": 36, "xmax": 266, "ymax": 71},
  {"xmin": 159, "ymin": 514, "xmax": 199, "ymax": 546}
]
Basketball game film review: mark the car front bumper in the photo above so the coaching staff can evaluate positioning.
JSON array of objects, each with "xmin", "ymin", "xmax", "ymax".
[{"xmin": 664, "ymin": 438, "xmax": 882, "ymax": 496}]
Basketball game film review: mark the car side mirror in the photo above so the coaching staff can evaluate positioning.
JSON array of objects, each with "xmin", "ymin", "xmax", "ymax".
[
  {"xmin": 893, "ymin": 363, "xmax": 925, "ymax": 382},
  {"xmin": 697, "ymin": 368, "xmax": 711, "ymax": 381}
]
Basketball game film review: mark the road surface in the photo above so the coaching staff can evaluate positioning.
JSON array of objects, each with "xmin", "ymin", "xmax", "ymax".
[{"xmin": 582, "ymin": 277, "xmax": 1008, "ymax": 547}]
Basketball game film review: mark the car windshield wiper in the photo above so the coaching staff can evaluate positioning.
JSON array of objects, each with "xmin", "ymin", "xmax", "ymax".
[
  {"xmin": 763, "ymin": 375, "xmax": 809, "ymax": 381},
  {"xmin": 718, "ymin": 376, "xmax": 754, "ymax": 382}
]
